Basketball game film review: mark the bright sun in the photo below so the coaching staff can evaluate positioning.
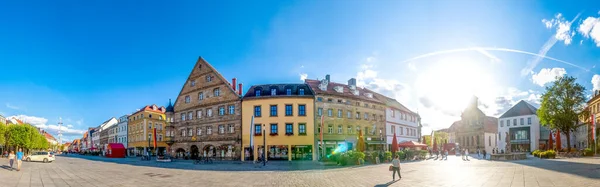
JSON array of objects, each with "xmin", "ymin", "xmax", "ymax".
[{"xmin": 415, "ymin": 57, "xmax": 498, "ymax": 115}]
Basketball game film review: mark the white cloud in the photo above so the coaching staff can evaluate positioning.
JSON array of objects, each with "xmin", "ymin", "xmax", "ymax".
[
  {"xmin": 543, "ymin": 13, "xmax": 579, "ymax": 45},
  {"xmin": 67, "ymin": 124, "xmax": 73, "ymax": 128},
  {"xmin": 531, "ymin": 68, "xmax": 567, "ymax": 86},
  {"xmin": 366, "ymin": 56, "xmax": 376, "ymax": 63},
  {"xmin": 577, "ymin": 16, "xmax": 600, "ymax": 47},
  {"xmin": 9, "ymin": 115, "xmax": 87, "ymax": 136},
  {"xmin": 9, "ymin": 115, "xmax": 48, "ymax": 126},
  {"xmin": 5, "ymin": 103, "xmax": 21, "ymax": 110},
  {"xmin": 592, "ymin": 74, "xmax": 600, "ymax": 91},
  {"xmin": 299, "ymin": 73, "xmax": 308, "ymax": 81}
]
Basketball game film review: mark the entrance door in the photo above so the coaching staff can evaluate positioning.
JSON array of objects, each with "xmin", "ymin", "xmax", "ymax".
[{"xmin": 190, "ymin": 145, "xmax": 199, "ymax": 159}]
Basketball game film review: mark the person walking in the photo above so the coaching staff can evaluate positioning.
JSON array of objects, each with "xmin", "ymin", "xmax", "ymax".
[
  {"xmin": 465, "ymin": 149, "xmax": 470, "ymax": 161},
  {"xmin": 444, "ymin": 150, "xmax": 448, "ymax": 160},
  {"xmin": 8, "ymin": 151, "xmax": 15, "ymax": 171},
  {"xmin": 477, "ymin": 148, "xmax": 480, "ymax": 159},
  {"xmin": 483, "ymin": 150, "xmax": 487, "ymax": 160},
  {"xmin": 391, "ymin": 155, "xmax": 401, "ymax": 180},
  {"xmin": 16, "ymin": 148, "xmax": 23, "ymax": 171}
]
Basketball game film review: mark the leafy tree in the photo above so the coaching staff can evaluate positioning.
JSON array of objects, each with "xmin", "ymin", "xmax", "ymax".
[
  {"xmin": 0, "ymin": 123, "xmax": 6, "ymax": 146},
  {"xmin": 7, "ymin": 125, "xmax": 29, "ymax": 150},
  {"xmin": 538, "ymin": 76, "xmax": 587, "ymax": 152},
  {"xmin": 422, "ymin": 131, "xmax": 448, "ymax": 147}
]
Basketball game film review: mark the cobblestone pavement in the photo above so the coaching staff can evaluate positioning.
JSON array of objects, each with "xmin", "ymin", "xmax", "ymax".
[{"xmin": 1, "ymin": 154, "xmax": 600, "ymax": 187}]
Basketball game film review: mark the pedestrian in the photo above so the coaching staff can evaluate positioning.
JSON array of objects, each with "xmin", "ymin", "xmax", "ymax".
[
  {"xmin": 483, "ymin": 150, "xmax": 487, "ymax": 160},
  {"xmin": 16, "ymin": 148, "xmax": 23, "ymax": 171},
  {"xmin": 445, "ymin": 150, "xmax": 448, "ymax": 160},
  {"xmin": 477, "ymin": 148, "xmax": 480, "ymax": 158},
  {"xmin": 461, "ymin": 149, "xmax": 465, "ymax": 160},
  {"xmin": 8, "ymin": 151, "xmax": 15, "ymax": 171},
  {"xmin": 391, "ymin": 155, "xmax": 401, "ymax": 180},
  {"xmin": 492, "ymin": 148, "xmax": 495, "ymax": 154},
  {"xmin": 465, "ymin": 149, "xmax": 469, "ymax": 161}
]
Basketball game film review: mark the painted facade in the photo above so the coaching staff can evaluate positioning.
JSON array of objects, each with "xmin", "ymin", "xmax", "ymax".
[
  {"xmin": 116, "ymin": 115, "xmax": 129, "ymax": 150},
  {"xmin": 127, "ymin": 104, "xmax": 167, "ymax": 156}
]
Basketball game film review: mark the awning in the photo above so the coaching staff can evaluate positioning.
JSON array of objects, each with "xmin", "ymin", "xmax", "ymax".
[
  {"xmin": 366, "ymin": 141, "xmax": 386, "ymax": 144},
  {"xmin": 397, "ymin": 141, "xmax": 427, "ymax": 148}
]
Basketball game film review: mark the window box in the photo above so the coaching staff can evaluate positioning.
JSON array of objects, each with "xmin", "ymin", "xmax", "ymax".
[
  {"xmin": 269, "ymin": 133, "xmax": 278, "ymax": 136},
  {"xmin": 298, "ymin": 133, "xmax": 307, "ymax": 136},
  {"xmin": 285, "ymin": 133, "xmax": 294, "ymax": 136},
  {"xmin": 254, "ymin": 133, "xmax": 262, "ymax": 136}
]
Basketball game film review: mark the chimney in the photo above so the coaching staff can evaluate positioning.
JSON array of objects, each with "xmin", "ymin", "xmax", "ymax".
[
  {"xmin": 348, "ymin": 78, "xmax": 356, "ymax": 87},
  {"xmin": 238, "ymin": 83, "xmax": 243, "ymax": 96},
  {"xmin": 232, "ymin": 78, "xmax": 237, "ymax": 91},
  {"xmin": 325, "ymin": 74, "xmax": 330, "ymax": 82}
]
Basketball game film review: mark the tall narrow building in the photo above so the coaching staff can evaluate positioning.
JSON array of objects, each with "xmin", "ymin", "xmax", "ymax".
[{"xmin": 166, "ymin": 57, "xmax": 242, "ymax": 159}]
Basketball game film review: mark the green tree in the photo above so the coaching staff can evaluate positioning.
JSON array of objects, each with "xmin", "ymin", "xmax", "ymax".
[
  {"xmin": 537, "ymin": 76, "xmax": 587, "ymax": 152},
  {"xmin": 0, "ymin": 123, "xmax": 6, "ymax": 146},
  {"xmin": 422, "ymin": 131, "xmax": 449, "ymax": 147},
  {"xmin": 7, "ymin": 125, "xmax": 29, "ymax": 150}
]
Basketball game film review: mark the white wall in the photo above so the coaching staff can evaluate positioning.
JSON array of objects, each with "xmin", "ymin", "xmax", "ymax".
[
  {"xmin": 117, "ymin": 115, "xmax": 129, "ymax": 148},
  {"xmin": 483, "ymin": 132, "xmax": 497, "ymax": 154},
  {"xmin": 498, "ymin": 114, "xmax": 540, "ymax": 152},
  {"xmin": 386, "ymin": 108, "xmax": 419, "ymax": 146}
]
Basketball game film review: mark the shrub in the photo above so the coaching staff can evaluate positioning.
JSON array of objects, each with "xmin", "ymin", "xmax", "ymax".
[
  {"xmin": 419, "ymin": 150, "xmax": 428, "ymax": 159},
  {"xmin": 385, "ymin": 151, "xmax": 392, "ymax": 161},
  {"xmin": 539, "ymin": 152, "xmax": 547, "ymax": 158},
  {"xmin": 396, "ymin": 151, "xmax": 406, "ymax": 160},
  {"xmin": 532, "ymin": 150, "xmax": 541, "ymax": 158},
  {"xmin": 544, "ymin": 150, "xmax": 556, "ymax": 159},
  {"xmin": 584, "ymin": 148, "xmax": 594, "ymax": 156}
]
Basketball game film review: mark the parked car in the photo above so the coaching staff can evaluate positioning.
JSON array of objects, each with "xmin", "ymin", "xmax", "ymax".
[{"xmin": 25, "ymin": 151, "xmax": 55, "ymax": 163}]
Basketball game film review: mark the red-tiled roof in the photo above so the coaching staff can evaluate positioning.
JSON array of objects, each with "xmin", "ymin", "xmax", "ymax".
[
  {"xmin": 44, "ymin": 132, "xmax": 56, "ymax": 141},
  {"xmin": 132, "ymin": 104, "xmax": 166, "ymax": 115},
  {"xmin": 483, "ymin": 116, "xmax": 498, "ymax": 133},
  {"xmin": 305, "ymin": 79, "xmax": 383, "ymax": 104}
]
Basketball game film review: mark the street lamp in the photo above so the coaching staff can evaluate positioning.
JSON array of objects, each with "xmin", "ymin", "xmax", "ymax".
[{"xmin": 263, "ymin": 124, "xmax": 266, "ymax": 166}]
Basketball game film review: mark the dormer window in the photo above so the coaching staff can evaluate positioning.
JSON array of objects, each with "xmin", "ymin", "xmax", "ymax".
[
  {"xmin": 286, "ymin": 89, "xmax": 292, "ymax": 95},
  {"xmin": 255, "ymin": 89, "xmax": 261, "ymax": 96},
  {"xmin": 299, "ymin": 88, "xmax": 305, "ymax": 95},
  {"xmin": 271, "ymin": 88, "xmax": 277, "ymax": 96},
  {"xmin": 334, "ymin": 86, "xmax": 343, "ymax": 93}
]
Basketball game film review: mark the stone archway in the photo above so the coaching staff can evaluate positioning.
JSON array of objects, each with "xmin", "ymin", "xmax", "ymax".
[
  {"xmin": 190, "ymin": 145, "xmax": 199, "ymax": 159},
  {"xmin": 203, "ymin": 145, "xmax": 215, "ymax": 157},
  {"xmin": 175, "ymin": 148, "xmax": 186, "ymax": 159}
]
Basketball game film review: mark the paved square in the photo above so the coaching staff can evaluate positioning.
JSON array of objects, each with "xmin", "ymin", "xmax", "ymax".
[{"xmin": 1, "ymin": 155, "xmax": 599, "ymax": 187}]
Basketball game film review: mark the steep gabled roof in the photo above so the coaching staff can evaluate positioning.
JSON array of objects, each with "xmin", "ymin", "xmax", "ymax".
[
  {"xmin": 499, "ymin": 100, "xmax": 538, "ymax": 118},
  {"xmin": 243, "ymin": 84, "xmax": 315, "ymax": 98},
  {"xmin": 484, "ymin": 116, "xmax": 498, "ymax": 133},
  {"xmin": 372, "ymin": 92, "xmax": 417, "ymax": 115}
]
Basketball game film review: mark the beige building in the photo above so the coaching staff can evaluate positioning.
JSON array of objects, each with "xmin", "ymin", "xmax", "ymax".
[
  {"xmin": 447, "ymin": 97, "xmax": 498, "ymax": 154},
  {"xmin": 305, "ymin": 75, "xmax": 386, "ymax": 159},
  {"xmin": 127, "ymin": 104, "xmax": 167, "ymax": 156},
  {"xmin": 166, "ymin": 57, "xmax": 243, "ymax": 159}
]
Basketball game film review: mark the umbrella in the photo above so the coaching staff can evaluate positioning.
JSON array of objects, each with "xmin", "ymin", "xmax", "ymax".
[
  {"xmin": 432, "ymin": 137, "xmax": 438, "ymax": 152},
  {"xmin": 556, "ymin": 130, "xmax": 562, "ymax": 151},
  {"xmin": 391, "ymin": 133, "xmax": 398, "ymax": 154},
  {"xmin": 548, "ymin": 131, "xmax": 553, "ymax": 151},
  {"xmin": 357, "ymin": 129, "xmax": 365, "ymax": 152}
]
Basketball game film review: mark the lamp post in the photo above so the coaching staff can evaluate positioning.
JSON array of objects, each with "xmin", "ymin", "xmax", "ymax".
[{"xmin": 263, "ymin": 124, "xmax": 266, "ymax": 166}]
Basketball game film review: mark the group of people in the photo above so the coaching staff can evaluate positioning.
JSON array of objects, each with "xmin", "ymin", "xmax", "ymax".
[
  {"xmin": 3, "ymin": 148, "xmax": 24, "ymax": 171},
  {"xmin": 430, "ymin": 149, "xmax": 449, "ymax": 160}
]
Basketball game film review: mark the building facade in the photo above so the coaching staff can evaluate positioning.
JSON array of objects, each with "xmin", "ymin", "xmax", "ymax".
[
  {"xmin": 447, "ymin": 97, "xmax": 498, "ymax": 154},
  {"xmin": 497, "ymin": 100, "xmax": 541, "ymax": 153},
  {"xmin": 108, "ymin": 124, "xmax": 118, "ymax": 144},
  {"xmin": 305, "ymin": 75, "xmax": 386, "ymax": 159},
  {"xmin": 241, "ymin": 84, "xmax": 316, "ymax": 161},
  {"xmin": 375, "ymin": 94, "xmax": 420, "ymax": 150},
  {"xmin": 166, "ymin": 57, "xmax": 243, "ymax": 159},
  {"xmin": 586, "ymin": 90, "xmax": 600, "ymax": 149},
  {"xmin": 127, "ymin": 104, "xmax": 167, "ymax": 156},
  {"xmin": 98, "ymin": 117, "xmax": 118, "ymax": 154},
  {"xmin": 116, "ymin": 115, "xmax": 129, "ymax": 150}
]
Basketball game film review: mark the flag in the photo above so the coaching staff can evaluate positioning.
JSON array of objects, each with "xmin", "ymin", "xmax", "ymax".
[{"xmin": 153, "ymin": 128, "xmax": 157, "ymax": 148}]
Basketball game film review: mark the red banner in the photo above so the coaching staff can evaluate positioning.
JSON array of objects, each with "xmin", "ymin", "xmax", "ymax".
[{"xmin": 153, "ymin": 128, "xmax": 157, "ymax": 148}]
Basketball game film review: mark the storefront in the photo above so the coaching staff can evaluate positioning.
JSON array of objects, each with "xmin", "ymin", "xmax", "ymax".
[
  {"xmin": 510, "ymin": 127, "xmax": 531, "ymax": 152},
  {"xmin": 291, "ymin": 145, "xmax": 313, "ymax": 160},
  {"xmin": 268, "ymin": 145, "xmax": 289, "ymax": 160}
]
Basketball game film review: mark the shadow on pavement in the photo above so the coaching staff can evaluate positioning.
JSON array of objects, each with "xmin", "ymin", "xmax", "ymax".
[
  {"xmin": 511, "ymin": 157, "xmax": 600, "ymax": 179},
  {"xmin": 56, "ymin": 154, "xmax": 383, "ymax": 172},
  {"xmin": 0, "ymin": 165, "xmax": 15, "ymax": 171},
  {"xmin": 373, "ymin": 179, "xmax": 399, "ymax": 187}
]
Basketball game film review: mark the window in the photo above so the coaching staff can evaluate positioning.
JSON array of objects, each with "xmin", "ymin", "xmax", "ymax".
[
  {"xmin": 286, "ymin": 123, "xmax": 293, "ymax": 135},
  {"xmin": 197, "ymin": 110, "xmax": 202, "ymax": 119},
  {"xmin": 317, "ymin": 97, "xmax": 323, "ymax": 102},
  {"xmin": 206, "ymin": 75, "xmax": 212, "ymax": 82},
  {"xmin": 148, "ymin": 122, "xmax": 153, "ymax": 129},
  {"xmin": 356, "ymin": 112, "xmax": 361, "ymax": 119},
  {"xmin": 318, "ymin": 108, "xmax": 323, "ymax": 116},
  {"xmin": 348, "ymin": 126, "xmax": 353, "ymax": 134},
  {"xmin": 400, "ymin": 127, "xmax": 403, "ymax": 135},
  {"xmin": 207, "ymin": 126, "xmax": 212, "ymax": 135},
  {"xmin": 219, "ymin": 125, "xmax": 225, "ymax": 134},
  {"xmin": 364, "ymin": 103, "xmax": 369, "ymax": 108},
  {"xmin": 391, "ymin": 126, "xmax": 396, "ymax": 135},
  {"xmin": 219, "ymin": 106, "xmax": 225, "ymax": 116},
  {"xmin": 286, "ymin": 105, "xmax": 293, "ymax": 116},
  {"xmin": 214, "ymin": 88, "xmax": 220, "ymax": 97},
  {"xmin": 198, "ymin": 92, "xmax": 204, "ymax": 101},
  {"xmin": 207, "ymin": 109, "xmax": 213, "ymax": 117},
  {"xmin": 299, "ymin": 123, "xmax": 306, "ymax": 135},
  {"xmin": 158, "ymin": 134, "xmax": 163, "ymax": 141},
  {"xmin": 299, "ymin": 89, "xmax": 304, "ymax": 95},
  {"xmin": 157, "ymin": 124, "xmax": 162, "ymax": 130},
  {"xmin": 180, "ymin": 113, "xmax": 185, "ymax": 121},
  {"xmin": 337, "ymin": 99, "xmax": 342, "ymax": 103},
  {"xmin": 187, "ymin": 128, "xmax": 192, "ymax": 136},
  {"xmin": 513, "ymin": 119, "xmax": 517, "ymax": 126},
  {"xmin": 337, "ymin": 109, "xmax": 342, "ymax": 118},
  {"xmin": 229, "ymin": 105, "xmax": 235, "ymax": 115},
  {"xmin": 255, "ymin": 90, "xmax": 261, "ymax": 96},
  {"xmin": 228, "ymin": 124, "xmax": 234, "ymax": 133},
  {"xmin": 159, "ymin": 115, "xmax": 163, "ymax": 120},
  {"xmin": 254, "ymin": 106, "xmax": 261, "ymax": 117},
  {"xmin": 364, "ymin": 113, "xmax": 369, "ymax": 120},
  {"xmin": 187, "ymin": 112, "xmax": 193, "ymax": 120},
  {"xmin": 271, "ymin": 88, "xmax": 277, "ymax": 96},
  {"xmin": 299, "ymin": 105, "xmax": 306, "ymax": 116},
  {"xmin": 356, "ymin": 126, "xmax": 360, "ymax": 134},
  {"xmin": 520, "ymin": 118, "xmax": 524, "ymax": 125},
  {"xmin": 149, "ymin": 114, "xmax": 152, "ymax": 118},
  {"xmin": 286, "ymin": 88, "xmax": 291, "ymax": 95},
  {"xmin": 507, "ymin": 120, "xmax": 510, "ymax": 126},
  {"xmin": 190, "ymin": 80, "xmax": 196, "ymax": 87},
  {"xmin": 197, "ymin": 128, "xmax": 202, "ymax": 136},
  {"xmin": 270, "ymin": 124, "xmax": 278, "ymax": 135},
  {"xmin": 185, "ymin": 96, "xmax": 190, "ymax": 103},
  {"xmin": 328, "ymin": 125, "xmax": 333, "ymax": 134},
  {"xmin": 327, "ymin": 109, "xmax": 333, "ymax": 117},
  {"xmin": 500, "ymin": 120, "xmax": 504, "ymax": 127},
  {"xmin": 254, "ymin": 124, "xmax": 262, "ymax": 135},
  {"xmin": 347, "ymin": 111, "xmax": 352, "ymax": 119},
  {"xmin": 327, "ymin": 98, "xmax": 333, "ymax": 102},
  {"xmin": 338, "ymin": 125, "xmax": 343, "ymax": 134},
  {"xmin": 528, "ymin": 117, "xmax": 531, "ymax": 125},
  {"xmin": 270, "ymin": 105, "xmax": 277, "ymax": 116}
]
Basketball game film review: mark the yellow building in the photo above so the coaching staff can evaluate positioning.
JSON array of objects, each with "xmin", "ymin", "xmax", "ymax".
[
  {"xmin": 241, "ymin": 84, "xmax": 316, "ymax": 161},
  {"xmin": 127, "ymin": 104, "xmax": 168, "ymax": 156}
]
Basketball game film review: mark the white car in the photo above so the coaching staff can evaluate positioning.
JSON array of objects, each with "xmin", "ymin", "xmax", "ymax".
[{"xmin": 25, "ymin": 151, "xmax": 55, "ymax": 163}]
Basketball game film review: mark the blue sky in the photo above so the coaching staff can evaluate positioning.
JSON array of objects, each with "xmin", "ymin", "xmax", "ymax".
[{"xmin": 1, "ymin": 0, "xmax": 600, "ymax": 142}]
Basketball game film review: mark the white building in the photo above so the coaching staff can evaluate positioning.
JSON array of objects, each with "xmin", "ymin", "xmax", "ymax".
[
  {"xmin": 98, "ymin": 117, "xmax": 118, "ymax": 151},
  {"xmin": 108, "ymin": 124, "xmax": 118, "ymax": 144},
  {"xmin": 497, "ymin": 100, "xmax": 541, "ymax": 153},
  {"xmin": 116, "ymin": 115, "xmax": 129, "ymax": 149},
  {"xmin": 377, "ymin": 96, "xmax": 420, "ymax": 150}
]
